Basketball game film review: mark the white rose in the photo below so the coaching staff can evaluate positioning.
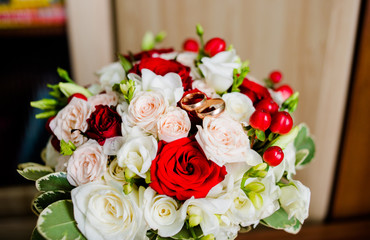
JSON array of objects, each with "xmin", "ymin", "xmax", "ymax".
[
  {"xmin": 88, "ymin": 91, "xmax": 119, "ymax": 110},
  {"xmin": 104, "ymin": 158, "xmax": 126, "ymax": 185},
  {"xmin": 97, "ymin": 62, "xmax": 125, "ymax": 92},
  {"xmin": 71, "ymin": 182, "xmax": 145, "ymax": 240},
  {"xmin": 192, "ymin": 80, "xmax": 220, "ymax": 98},
  {"xmin": 222, "ymin": 92, "xmax": 255, "ymax": 123},
  {"xmin": 49, "ymin": 98, "xmax": 91, "ymax": 147},
  {"xmin": 195, "ymin": 115, "xmax": 262, "ymax": 166},
  {"xmin": 125, "ymin": 91, "xmax": 168, "ymax": 135},
  {"xmin": 143, "ymin": 187, "xmax": 188, "ymax": 237},
  {"xmin": 157, "ymin": 106, "xmax": 191, "ymax": 142},
  {"xmin": 279, "ymin": 180, "xmax": 310, "ymax": 224},
  {"xmin": 67, "ymin": 139, "xmax": 107, "ymax": 186},
  {"xmin": 184, "ymin": 198, "xmax": 231, "ymax": 236},
  {"xmin": 198, "ymin": 50, "xmax": 241, "ymax": 93},
  {"xmin": 141, "ymin": 69, "xmax": 184, "ymax": 106},
  {"xmin": 117, "ymin": 134, "xmax": 157, "ymax": 178}
]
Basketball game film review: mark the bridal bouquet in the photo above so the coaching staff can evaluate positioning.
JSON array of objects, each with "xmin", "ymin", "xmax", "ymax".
[{"xmin": 19, "ymin": 25, "xmax": 315, "ymax": 240}]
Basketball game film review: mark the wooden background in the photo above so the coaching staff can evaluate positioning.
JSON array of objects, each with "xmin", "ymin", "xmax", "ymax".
[{"xmin": 65, "ymin": 0, "xmax": 361, "ymax": 221}]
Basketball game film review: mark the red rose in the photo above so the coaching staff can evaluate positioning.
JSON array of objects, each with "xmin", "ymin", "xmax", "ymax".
[
  {"xmin": 239, "ymin": 78, "xmax": 271, "ymax": 104},
  {"xmin": 125, "ymin": 48, "xmax": 174, "ymax": 61},
  {"xmin": 150, "ymin": 137, "xmax": 227, "ymax": 201},
  {"xmin": 129, "ymin": 57, "xmax": 193, "ymax": 90},
  {"xmin": 85, "ymin": 105, "xmax": 122, "ymax": 145}
]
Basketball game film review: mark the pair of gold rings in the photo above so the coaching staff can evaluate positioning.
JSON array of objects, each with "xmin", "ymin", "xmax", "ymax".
[{"xmin": 180, "ymin": 92, "xmax": 225, "ymax": 119}]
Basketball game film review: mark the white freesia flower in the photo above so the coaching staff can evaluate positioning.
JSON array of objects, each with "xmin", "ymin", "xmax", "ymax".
[
  {"xmin": 97, "ymin": 62, "xmax": 125, "ymax": 92},
  {"xmin": 71, "ymin": 181, "xmax": 146, "ymax": 240},
  {"xmin": 222, "ymin": 169, "xmax": 280, "ymax": 227},
  {"xmin": 279, "ymin": 180, "xmax": 310, "ymax": 224},
  {"xmin": 143, "ymin": 187, "xmax": 189, "ymax": 237},
  {"xmin": 117, "ymin": 133, "xmax": 157, "ymax": 178},
  {"xmin": 141, "ymin": 69, "xmax": 184, "ymax": 106},
  {"xmin": 176, "ymin": 52, "xmax": 201, "ymax": 79},
  {"xmin": 124, "ymin": 91, "xmax": 168, "ymax": 135},
  {"xmin": 157, "ymin": 106, "xmax": 191, "ymax": 142},
  {"xmin": 192, "ymin": 80, "xmax": 220, "ymax": 98},
  {"xmin": 195, "ymin": 115, "xmax": 262, "ymax": 166},
  {"xmin": 49, "ymin": 97, "xmax": 91, "ymax": 147},
  {"xmin": 104, "ymin": 158, "xmax": 126, "ymax": 185},
  {"xmin": 222, "ymin": 92, "xmax": 255, "ymax": 123},
  {"xmin": 272, "ymin": 143, "xmax": 297, "ymax": 182},
  {"xmin": 67, "ymin": 139, "xmax": 107, "ymax": 186},
  {"xmin": 215, "ymin": 215, "xmax": 240, "ymax": 240},
  {"xmin": 184, "ymin": 198, "xmax": 231, "ymax": 236},
  {"xmin": 199, "ymin": 50, "xmax": 241, "ymax": 93}
]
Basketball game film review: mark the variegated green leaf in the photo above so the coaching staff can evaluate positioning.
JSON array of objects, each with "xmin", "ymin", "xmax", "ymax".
[
  {"xmin": 261, "ymin": 207, "xmax": 298, "ymax": 230},
  {"xmin": 37, "ymin": 200, "xmax": 86, "ymax": 240},
  {"xmin": 36, "ymin": 172, "xmax": 74, "ymax": 192},
  {"xmin": 294, "ymin": 124, "xmax": 315, "ymax": 167},
  {"xmin": 17, "ymin": 164, "xmax": 54, "ymax": 181},
  {"xmin": 31, "ymin": 227, "xmax": 46, "ymax": 240},
  {"xmin": 32, "ymin": 190, "xmax": 71, "ymax": 214}
]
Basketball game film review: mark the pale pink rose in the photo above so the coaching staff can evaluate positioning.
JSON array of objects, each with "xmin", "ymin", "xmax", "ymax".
[
  {"xmin": 88, "ymin": 91, "xmax": 119, "ymax": 110},
  {"xmin": 67, "ymin": 139, "xmax": 107, "ymax": 186},
  {"xmin": 192, "ymin": 80, "xmax": 220, "ymax": 98},
  {"xmin": 195, "ymin": 114, "xmax": 258, "ymax": 166},
  {"xmin": 125, "ymin": 91, "xmax": 168, "ymax": 135},
  {"xmin": 157, "ymin": 106, "xmax": 191, "ymax": 142},
  {"xmin": 49, "ymin": 98, "xmax": 91, "ymax": 147}
]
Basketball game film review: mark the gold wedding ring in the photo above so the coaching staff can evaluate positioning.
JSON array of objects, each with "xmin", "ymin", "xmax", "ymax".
[
  {"xmin": 180, "ymin": 92, "xmax": 207, "ymax": 111},
  {"xmin": 196, "ymin": 98, "xmax": 225, "ymax": 119},
  {"xmin": 180, "ymin": 92, "xmax": 225, "ymax": 119}
]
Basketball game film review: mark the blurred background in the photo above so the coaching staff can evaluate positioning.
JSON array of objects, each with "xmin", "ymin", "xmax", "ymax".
[{"xmin": 0, "ymin": 0, "xmax": 369, "ymax": 239}]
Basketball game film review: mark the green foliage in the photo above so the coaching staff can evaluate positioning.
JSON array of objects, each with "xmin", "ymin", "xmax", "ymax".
[
  {"xmin": 36, "ymin": 172, "xmax": 74, "ymax": 192},
  {"xmin": 281, "ymin": 92, "xmax": 299, "ymax": 113},
  {"xmin": 146, "ymin": 224, "xmax": 204, "ymax": 240},
  {"xmin": 17, "ymin": 163, "xmax": 54, "ymax": 181},
  {"xmin": 261, "ymin": 207, "xmax": 301, "ymax": 233},
  {"xmin": 32, "ymin": 190, "xmax": 71, "ymax": 214},
  {"xmin": 118, "ymin": 54, "xmax": 133, "ymax": 73},
  {"xmin": 37, "ymin": 200, "xmax": 86, "ymax": 240},
  {"xmin": 31, "ymin": 227, "xmax": 47, "ymax": 240},
  {"xmin": 294, "ymin": 124, "xmax": 315, "ymax": 167},
  {"xmin": 231, "ymin": 65, "xmax": 250, "ymax": 92}
]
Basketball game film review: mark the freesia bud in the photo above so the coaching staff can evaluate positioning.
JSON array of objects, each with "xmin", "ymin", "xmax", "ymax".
[
  {"xmin": 245, "ymin": 182, "xmax": 265, "ymax": 193},
  {"xmin": 124, "ymin": 168, "xmax": 136, "ymax": 180},
  {"xmin": 189, "ymin": 215, "xmax": 202, "ymax": 227},
  {"xmin": 123, "ymin": 184, "xmax": 133, "ymax": 195},
  {"xmin": 248, "ymin": 192, "xmax": 263, "ymax": 209},
  {"xmin": 200, "ymin": 234, "xmax": 215, "ymax": 240}
]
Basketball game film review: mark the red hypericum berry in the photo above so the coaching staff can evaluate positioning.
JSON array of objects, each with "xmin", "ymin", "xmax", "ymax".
[
  {"xmin": 255, "ymin": 98, "xmax": 279, "ymax": 114},
  {"xmin": 68, "ymin": 93, "xmax": 87, "ymax": 103},
  {"xmin": 183, "ymin": 38, "xmax": 199, "ymax": 52},
  {"xmin": 263, "ymin": 146, "xmax": 284, "ymax": 167},
  {"xmin": 45, "ymin": 116, "xmax": 55, "ymax": 134},
  {"xmin": 249, "ymin": 109, "xmax": 271, "ymax": 131},
  {"xmin": 269, "ymin": 71, "xmax": 282, "ymax": 83},
  {"xmin": 270, "ymin": 111, "xmax": 293, "ymax": 134},
  {"xmin": 204, "ymin": 37, "xmax": 226, "ymax": 57},
  {"xmin": 275, "ymin": 85, "xmax": 293, "ymax": 101}
]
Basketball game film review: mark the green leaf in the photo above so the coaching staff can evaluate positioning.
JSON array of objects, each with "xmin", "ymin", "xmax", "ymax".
[
  {"xmin": 255, "ymin": 130, "xmax": 266, "ymax": 141},
  {"xmin": 171, "ymin": 225, "xmax": 203, "ymax": 240},
  {"xmin": 36, "ymin": 172, "xmax": 74, "ymax": 192},
  {"xmin": 37, "ymin": 200, "xmax": 86, "ymax": 240},
  {"xmin": 32, "ymin": 227, "xmax": 47, "ymax": 240},
  {"xmin": 262, "ymin": 207, "xmax": 298, "ymax": 229},
  {"xmin": 33, "ymin": 190, "xmax": 71, "ymax": 214},
  {"xmin": 295, "ymin": 149, "xmax": 309, "ymax": 166},
  {"xmin": 270, "ymin": 125, "xmax": 299, "ymax": 150},
  {"xmin": 60, "ymin": 140, "xmax": 77, "ymax": 156},
  {"xmin": 57, "ymin": 68, "xmax": 74, "ymax": 83},
  {"xmin": 118, "ymin": 54, "xmax": 133, "ymax": 73},
  {"xmin": 281, "ymin": 92, "xmax": 299, "ymax": 113},
  {"xmin": 294, "ymin": 124, "xmax": 315, "ymax": 166},
  {"xmin": 17, "ymin": 163, "xmax": 54, "ymax": 181}
]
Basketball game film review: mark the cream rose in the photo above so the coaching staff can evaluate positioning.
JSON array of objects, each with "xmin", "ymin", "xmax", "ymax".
[
  {"xmin": 67, "ymin": 139, "xmax": 107, "ymax": 186},
  {"xmin": 143, "ymin": 187, "xmax": 188, "ymax": 237},
  {"xmin": 49, "ymin": 97, "xmax": 91, "ymax": 147},
  {"xmin": 71, "ymin": 182, "xmax": 145, "ymax": 240},
  {"xmin": 279, "ymin": 180, "xmax": 310, "ymax": 224},
  {"xmin": 88, "ymin": 91, "xmax": 119, "ymax": 110},
  {"xmin": 222, "ymin": 92, "xmax": 255, "ymax": 123},
  {"xmin": 104, "ymin": 158, "xmax": 126, "ymax": 185},
  {"xmin": 198, "ymin": 50, "xmax": 241, "ymax": 93},
  {"xmin": 157, "ymin": 106, "xmax": 190, "ymax": 142},
  {"xmin": 125, "ymin": 91, "xmax": 168, "ymax": 135},
  {"xmin": 195, "ymin": 115, "xmax": 261, "ymax": 166}
]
